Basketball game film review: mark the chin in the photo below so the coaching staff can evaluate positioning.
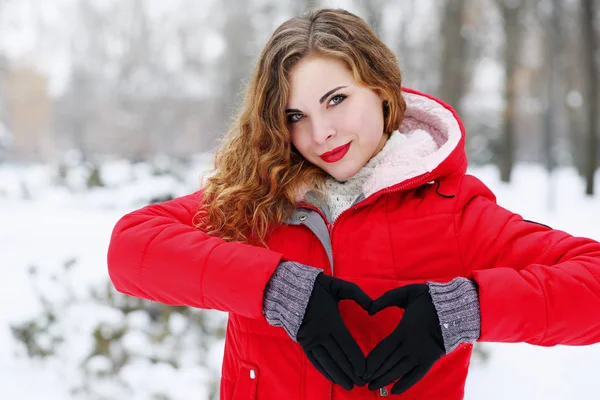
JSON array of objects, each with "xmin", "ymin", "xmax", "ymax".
[{"xmin": 325, "ymin": 165, "xmax": 361, "ymax": 182}]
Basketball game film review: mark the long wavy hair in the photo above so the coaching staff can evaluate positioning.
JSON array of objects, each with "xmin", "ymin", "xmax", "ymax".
[{"xmin": 195, "ymin": 8, "xmax": 407, "ymax": 245}]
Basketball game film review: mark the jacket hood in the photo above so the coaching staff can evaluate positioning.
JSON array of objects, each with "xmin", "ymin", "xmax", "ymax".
[{"xmin": 362, "ymin": 88, "xmax": 467, "ymax": 197}]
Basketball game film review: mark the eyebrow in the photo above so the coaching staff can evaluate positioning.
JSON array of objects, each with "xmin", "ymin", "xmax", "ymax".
[{"xmin": 285, "ymin": 85, "xmax": 347, "ymax": 113}]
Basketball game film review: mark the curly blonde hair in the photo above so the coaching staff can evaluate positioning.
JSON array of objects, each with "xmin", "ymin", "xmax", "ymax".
[{"xmin": 195, "ymin": 8, "xmax": 407, "ymax": 245}]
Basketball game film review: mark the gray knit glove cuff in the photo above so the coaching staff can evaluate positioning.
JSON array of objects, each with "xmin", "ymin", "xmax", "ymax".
[
  {"xmin": 427, "ymin": 277, "xmax": 481, "ymax": 353},
  {"xmin": 263, "ymin": 261, "xmax": 323, "ymax": 341}
]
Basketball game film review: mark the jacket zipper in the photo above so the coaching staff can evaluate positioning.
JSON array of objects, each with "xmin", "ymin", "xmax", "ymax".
[
  {"xmin": 299, "ymin": 173, "xmax": 433, "ymax": 400},
  {"xmin": 329, "ymin": 173, "xmax": 432, "ymax": 240}
]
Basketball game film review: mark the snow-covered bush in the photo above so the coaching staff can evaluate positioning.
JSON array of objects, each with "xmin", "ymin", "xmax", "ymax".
[{"xmin": 11, "ymin": 258, "xmax": 226, "ymax": 400}]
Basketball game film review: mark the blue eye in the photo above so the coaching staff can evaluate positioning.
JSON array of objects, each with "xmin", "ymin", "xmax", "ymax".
[
  {"xmin": 287, "ymin": 113, "xmax": 304, "ymax": 123},
  {"xmin": 329, "ymin": 94, "xmax": 347, "ymax": 106}
]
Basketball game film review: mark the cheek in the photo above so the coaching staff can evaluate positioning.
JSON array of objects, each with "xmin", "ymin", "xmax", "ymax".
[
  {"xmin": 354, "ymin": 102, "xmax": 384, "ymax": 139},
  {"xmin": 359, "ymin": 101, "xmax": 384, "ymax": 127},
  {"xmin": 344, "ymin": 96, "xmax": 382, "ymax": 129},
  {"xmin": 290, "ymin": 129, "xmax": 312, "ymax": 158}
]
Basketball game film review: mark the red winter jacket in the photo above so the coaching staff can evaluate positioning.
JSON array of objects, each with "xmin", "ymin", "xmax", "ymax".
[{"xmin": 107, "ymin": 89, "xmax": 600, "ymax": 400}]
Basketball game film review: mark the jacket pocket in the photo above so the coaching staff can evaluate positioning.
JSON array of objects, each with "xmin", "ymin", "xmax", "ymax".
[{"xmin": 232, "ymin": 360, "xmax": 259, "ymax": 400}]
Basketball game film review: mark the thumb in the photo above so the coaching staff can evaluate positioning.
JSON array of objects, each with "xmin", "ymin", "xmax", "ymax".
[
  {"xmin": 369, "ymin": 284, "xmax": 423, "ymax": 315},
  {"xmin": 390, "ymin": 364, "xmax": 430, "ymax": 395}
]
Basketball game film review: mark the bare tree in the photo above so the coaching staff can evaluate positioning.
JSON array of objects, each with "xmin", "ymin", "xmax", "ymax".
[
  {"xmin": 438, "ymin": 0, "xmax": 467, "ymax": 115},
  {"xmin": 495, "ymin": 0, "xmax": 526, "ymax": 183},
  {"xmin": 65, "ymin": 0, "xmax": 107, "ymax": 162},
  {"xmin": 293, "ymin": 0, "xmax": 319, "ymax": 15},
  {"xmin": 361, "ymin": 0, "xmax": 386, "ymax": 37},
  {"xmin": 542, "ymin": 0, "xmax": 565, "ymax": 210},
  {"xmin": 214, "ymin": 0, "xmax": 256, "ymax": 138},
  {"xmin": 49, "ymin": 0, "xmax": 220, "ymax": 159},
  {"xmin": 0, "ymin": 52, "xmax": 6, "ymax": 124},
  {"xmin": 560, "ymin": 1, "xmax": 588, "ymax": 180},
  {"xmin": 581, "ymin": 0, "xmax": 599, "ymax": 195},
  {"xmin": 0, "ymin": 51, "xmax": 9, "ymax": 161},
  {"xmin": 393, "ymin": 0, "xmax": 441, "ymax": 94}
]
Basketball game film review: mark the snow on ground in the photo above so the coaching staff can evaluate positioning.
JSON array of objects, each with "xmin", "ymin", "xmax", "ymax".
[{"xmin": 1, "ymin": 160, "xmax": 599, "ymax": 399}]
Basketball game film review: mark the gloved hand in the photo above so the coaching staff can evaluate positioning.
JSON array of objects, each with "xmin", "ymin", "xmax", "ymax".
[
  {"xmin": 365, "ymin": 284, "xmax": 444, "ymax": 395},
  {"xmin": 297, "ymin": 273, "xmax": 372, "ymax": 391}
]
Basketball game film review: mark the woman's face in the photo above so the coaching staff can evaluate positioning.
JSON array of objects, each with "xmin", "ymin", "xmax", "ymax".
[{"xmin": 286, "ymin": 55, "xmax": 388, "ymax": 181}]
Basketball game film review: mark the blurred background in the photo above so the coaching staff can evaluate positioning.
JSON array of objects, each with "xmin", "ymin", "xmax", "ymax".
[{"xmin": 0, "ymin": 0, "xmax": 599, "ymax": 399}]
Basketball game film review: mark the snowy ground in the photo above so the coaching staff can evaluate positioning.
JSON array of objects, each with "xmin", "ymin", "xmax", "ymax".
[{"xmin": 1, "ymin": 160, "xmax": 599, "ymax": 399}]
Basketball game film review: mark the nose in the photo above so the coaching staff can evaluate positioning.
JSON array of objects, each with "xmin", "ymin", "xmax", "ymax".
[{"xmin": 311, "ymin": 120, "xmax": 336, "ymax": 145}]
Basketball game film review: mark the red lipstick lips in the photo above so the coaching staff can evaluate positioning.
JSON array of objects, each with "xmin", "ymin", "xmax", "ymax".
[{"xmin": 319, "ymin": 142, "xmax": 351, "ymax": 163}]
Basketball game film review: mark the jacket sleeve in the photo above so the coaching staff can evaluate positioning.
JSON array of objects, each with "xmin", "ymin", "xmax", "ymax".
[
  {"xmin": 455, "ymin": 175, "xmax": 600, "ymax": 346},
  {"xmin": 106, "ymin": 190, "xmax": 283, "ymax": 318}
]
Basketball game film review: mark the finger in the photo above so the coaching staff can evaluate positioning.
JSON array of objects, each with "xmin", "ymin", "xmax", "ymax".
[
  {"xmin": 369, "ymin": 286, "xmax": 413, "ymax": 315},
  {"xmin": 326, "ymin": 335, "xmax": 366, "ymax": 386},
  {"xmin": 333, "ymin": 280, "xmax": 372, "ymax": 311},
  {"xmin": 366, "ymin": 344, "xmax": 407, "ymax": 383},
  {"xmin": 313, "ymin": 346, "xmax": 354, "ymax": 391},
  {"xmin": 331, "ymin": 321, "xmax": 367, "ymax": 373},
  {"xmin": 390, "ymin": 365, "xmax": 431, "ymax": 395},
  {"xmin": 368, "ymin": 354, "xmax": 413, "ymax": 391},
  {"xmin": 365, "ymin": 329, "xmax": 403, "ymax": 377},
  {"xmin": 307, "ymin": 351, "xmax": 335, "ymax": 384}
]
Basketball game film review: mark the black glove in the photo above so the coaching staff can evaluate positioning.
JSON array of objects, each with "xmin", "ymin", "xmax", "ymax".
[
  {"xmin": 297, "ymin": 273, "xmax": 372, "ymax": 391},
  {"xmin": 365, "ymin": 284, "xmax": 444, "ymax": 395}
]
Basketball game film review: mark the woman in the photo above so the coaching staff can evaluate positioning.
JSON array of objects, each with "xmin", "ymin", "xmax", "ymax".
[{"xmin": 107, "ymin": 8, "xmax": 600, "ymax": 399}]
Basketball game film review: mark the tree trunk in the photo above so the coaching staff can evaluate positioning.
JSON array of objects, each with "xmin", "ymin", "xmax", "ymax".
[
  {"xmin": 361, "ymin": 0, "xmax": 385, "ymax": 37},
  {"xmin": 543, "ymin": 0, "xmax": 564, "ymax": 210},
  {"xmin": 581, "ymin": 0, "xmax": 598, "ymax": 195},
  {"xmin": 294, "ymin": 0, "xmax": 318, "ymax": 15},
  {"xmin": 498, "ymin": 1, "xmax": 524, "ymax": 183},
  {"xmin": 438, "ymin": 0, "xmax": 467, "ymax": 115}
]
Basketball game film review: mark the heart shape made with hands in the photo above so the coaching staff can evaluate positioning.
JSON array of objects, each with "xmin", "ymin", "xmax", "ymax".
[
  {"xmin": 300, "ymin": 276, "xmax": 442, "ymax": 394},
  {"xmin": 360, "ymin": 284, "xmax": 444, "ymax": 395}
]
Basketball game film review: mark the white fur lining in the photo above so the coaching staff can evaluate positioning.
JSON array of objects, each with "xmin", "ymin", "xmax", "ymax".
[{"xmin": 362, "ymin": 92, "xmax": 462, "ymax": 198}]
